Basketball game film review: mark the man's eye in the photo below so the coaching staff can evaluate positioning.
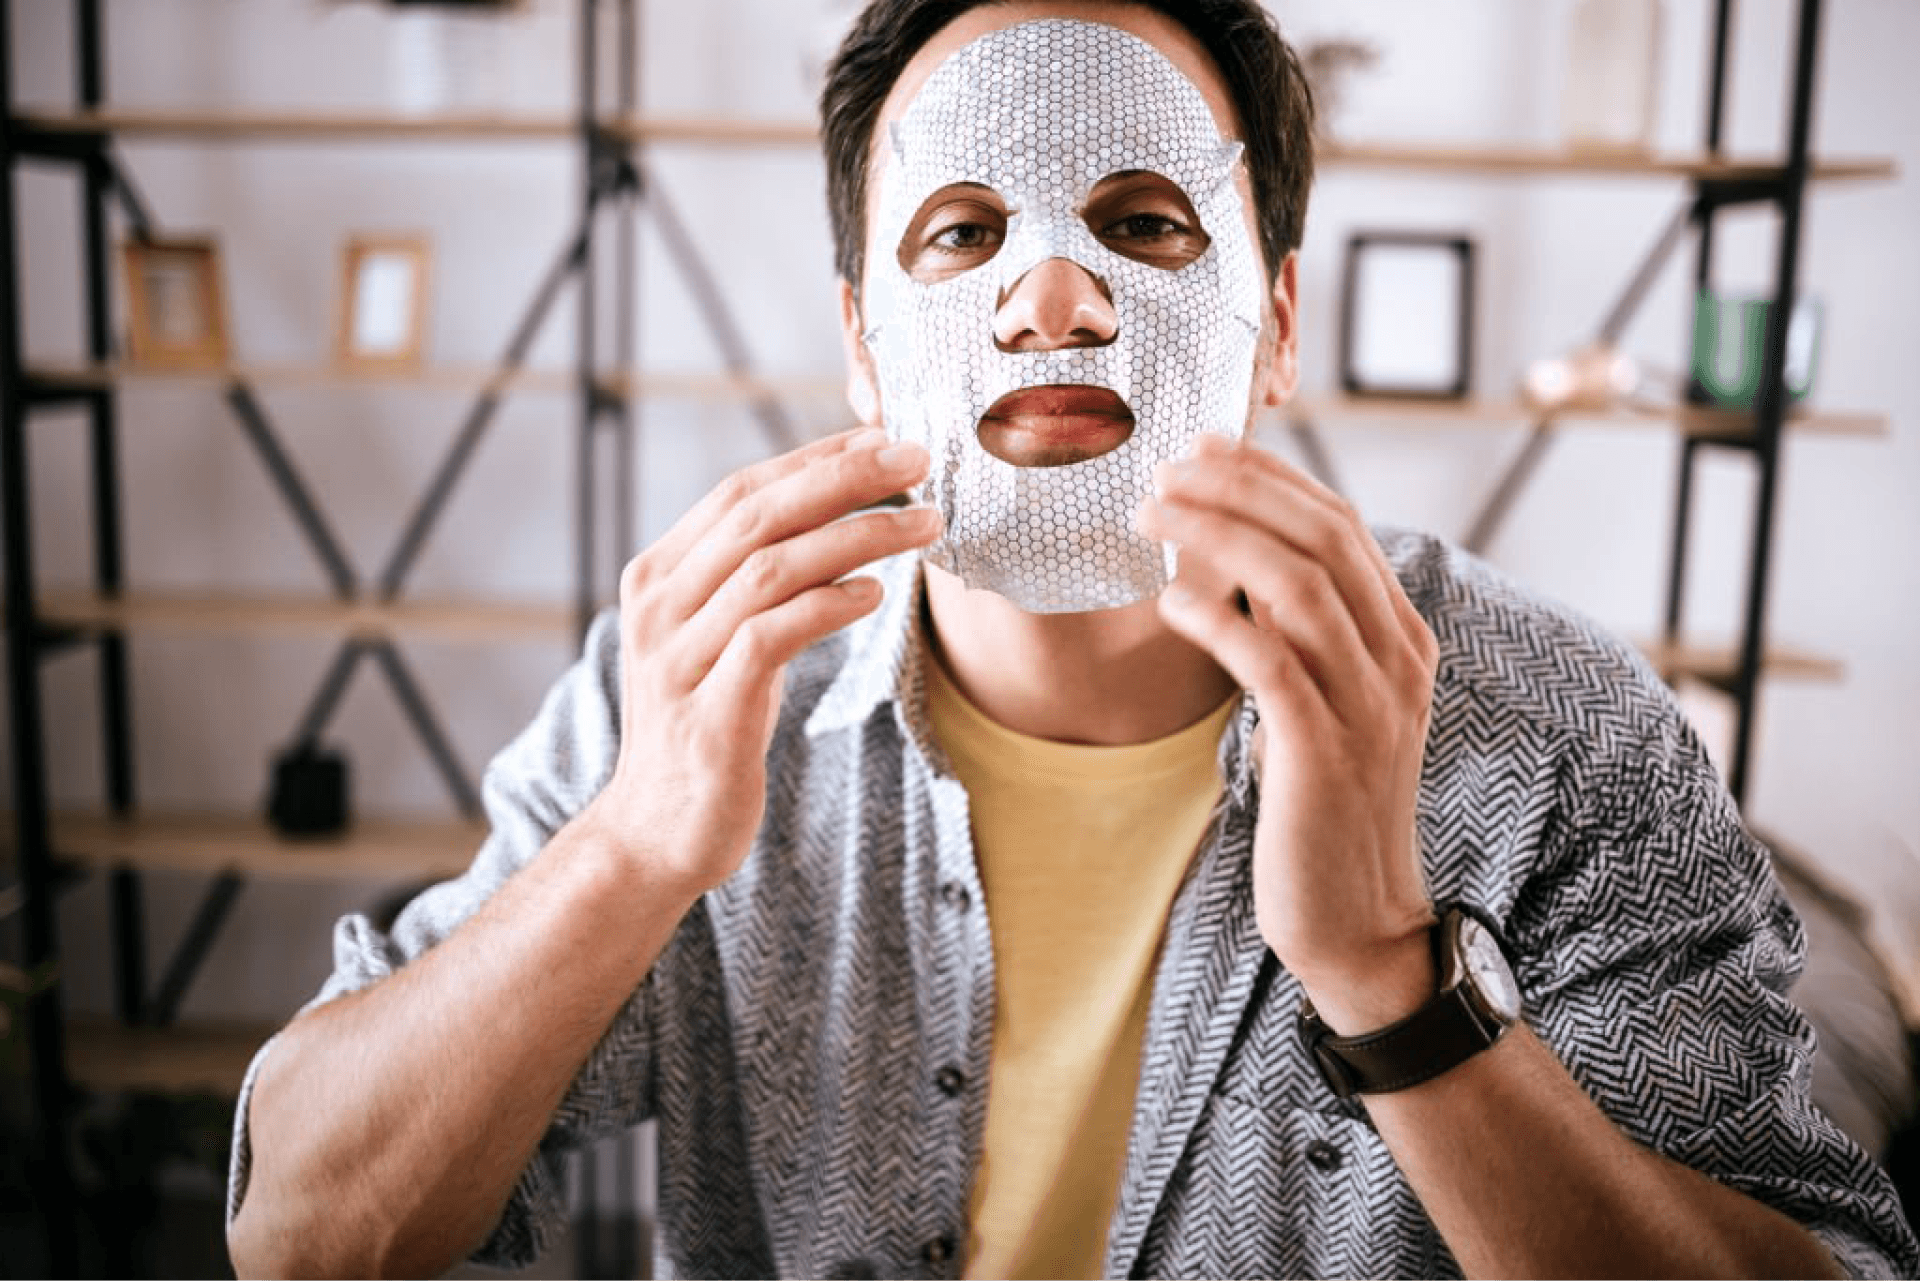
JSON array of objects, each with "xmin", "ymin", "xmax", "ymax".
[
  {"xmin": 931, "ymin": 222, "xmax": 1000, "ymax": 254},
  {"xmin": 1107, "ymin": 213, "xmax": 1183, "ymax": 240}
]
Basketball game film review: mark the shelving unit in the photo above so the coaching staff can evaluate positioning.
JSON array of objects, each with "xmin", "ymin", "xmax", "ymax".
[
  {"xmin": 0, "ymin": 1, "xmax": 793, "ymax": 1271},
  {"xmin": 0, "ymin": 0, "xmax": 1890, "ymax": 1275}
]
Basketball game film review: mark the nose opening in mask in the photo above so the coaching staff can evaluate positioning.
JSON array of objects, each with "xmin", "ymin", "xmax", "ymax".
[{"xmin": 992, "ymin": 258, "xmax": 1118, "ymax": 353}]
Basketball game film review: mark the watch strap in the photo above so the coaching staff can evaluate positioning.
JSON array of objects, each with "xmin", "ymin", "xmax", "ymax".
[
  {"xmin": 1296, "ymin": 904, "xmax": 1516, "ymax": 1099},
  {"xmin": 1300, "ymin": 982, "xmax": 1507, "ymax": 1098}
]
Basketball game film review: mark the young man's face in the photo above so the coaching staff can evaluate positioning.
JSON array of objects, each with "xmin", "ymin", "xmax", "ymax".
[{"xmin": 840, "ymin": 1, "xmax": 1298, "ymax": 614}]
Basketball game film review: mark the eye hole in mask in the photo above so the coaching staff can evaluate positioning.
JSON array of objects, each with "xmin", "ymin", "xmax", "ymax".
[
  {"xmin": 1081, "ymin": 170, "xmax": 1212, "ymax": 271},
  {"xmin": 897, "ymin": 182, "xmax": 1009, "ymax": 284}
]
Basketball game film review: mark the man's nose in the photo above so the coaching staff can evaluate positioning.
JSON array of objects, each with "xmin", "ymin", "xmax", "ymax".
[{"xmin": 992, "ymin": 257, "xmax": 1118, "ymax": 352}]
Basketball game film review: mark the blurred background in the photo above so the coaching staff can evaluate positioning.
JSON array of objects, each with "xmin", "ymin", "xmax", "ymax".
[{"xmin": 3, "ymin": 0, "xmax": 1915, "ymax": 1274}]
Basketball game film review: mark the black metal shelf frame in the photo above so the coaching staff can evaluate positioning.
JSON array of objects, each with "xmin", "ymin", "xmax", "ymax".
[{"xmin": 1287, "ymin": 0, "xmax": 1831, "ymax": 808}]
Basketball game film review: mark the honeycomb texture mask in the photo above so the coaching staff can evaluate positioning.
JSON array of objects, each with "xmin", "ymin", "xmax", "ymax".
[{"xmin": 862, "ymin": 18, "xmax": 1267, "ymax": 612}]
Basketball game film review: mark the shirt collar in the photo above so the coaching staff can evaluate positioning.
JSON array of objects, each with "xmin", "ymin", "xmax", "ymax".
[{"xmin": 804, "ymin": 550, "xmax": 1263, "ymax": 804}]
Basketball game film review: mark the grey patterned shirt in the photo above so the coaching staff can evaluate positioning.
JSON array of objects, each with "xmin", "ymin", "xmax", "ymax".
[{"xmin": 228, "ymin": 529, "xmax": 1918, "ymax": 1279}]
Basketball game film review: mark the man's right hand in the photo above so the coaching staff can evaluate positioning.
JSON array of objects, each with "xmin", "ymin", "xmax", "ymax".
[
  {"xmin": 228, "ymin": 429, "xmax": 935, "ymax": 1280},
  {"xmin": 590, "ymin": 427, "xmax": 939, "ymax": 894}
]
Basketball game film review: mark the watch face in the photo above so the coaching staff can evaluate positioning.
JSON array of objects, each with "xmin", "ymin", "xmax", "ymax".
[{"xmin": 1460, "ymin": 916, "xmax": 1522, "ymax": 1021}]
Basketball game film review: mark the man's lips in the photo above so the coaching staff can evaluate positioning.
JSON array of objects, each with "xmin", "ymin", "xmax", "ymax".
[{"xmin": 976, "ymin": 385, "xmax": 1136, "ymax": 468}]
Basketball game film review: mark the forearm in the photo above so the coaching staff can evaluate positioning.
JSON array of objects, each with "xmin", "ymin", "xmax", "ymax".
[
  {"xmin": 1362, "ymin": 1024, "xmax": 1842, "ymax": 1279},
  {"xmin": 228, "ymin": 801, "xmax": 702, "ymax": 1279}
]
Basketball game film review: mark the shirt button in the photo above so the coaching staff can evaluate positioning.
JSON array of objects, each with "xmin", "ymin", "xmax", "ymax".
[
  {"xmin": 922, "ymin": 1235, "xmax": 956, "ymax": 1267},
  {"xmin": 1305, "ymin": 1138, "xmax": 1344, "ymax": 1171},
  {"xmin": 934, "ymin": 1065, "xmax": 966, "ymax": 1097},
  {"xmin": 939, "ymin": 880, "xmax": 971, "ymax": 911}
]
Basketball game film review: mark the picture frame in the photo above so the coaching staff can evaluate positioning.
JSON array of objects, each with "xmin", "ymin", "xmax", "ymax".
[
  {"xmin": 1338, "ymin": 231, "xmax": 1476, "ymax": 399},
  {"xmin": 121, "ymin": 237, "xmax": 230, "ymax": 370},
  {"xmin": 335, "ymin": 234, "xmax": 432, "ymax": 372}
]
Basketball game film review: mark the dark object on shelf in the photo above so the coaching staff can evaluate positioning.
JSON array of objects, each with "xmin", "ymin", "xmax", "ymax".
[
  {"xmin": 267, "ymin": 745, "xmax": 351, "ymax": 838},
  {"xmin": 1688, "ymin": 289, "xmax": 1821, "ymax": 408},
  {"xmin": 1299, "ymin": 36, "xmax": 1379, "ymax": 141},
  {"xmin": 1339, "ymin": 230, "xmax": 1476, "ymax": 399}
]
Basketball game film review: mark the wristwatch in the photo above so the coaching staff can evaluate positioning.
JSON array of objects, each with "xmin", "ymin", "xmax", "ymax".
[{"xmin": 1297, "ymin": 903, "xmax": 1522, "ymax": 1099}]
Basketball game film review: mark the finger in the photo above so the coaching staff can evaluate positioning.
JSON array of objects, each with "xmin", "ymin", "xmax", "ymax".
[
  {"xmin": 669, "ymin": 503, "xmax": 941, "ymax": 687},
  {"xmin": 1142, "ymin": 496, "xmax": 1376, "ymax": 719},
  {"xmin": 697, "ymin": 574, "xmax": 888, "ymax": 713},
  {"xmin": 656, "ymin": 437, "xmax": 931, "ymax": 626},
  {"xmin": 639, "ymin": 428, "xmax": 886, "ymax": 580},
  {"xmin": 1155, "ymin": 441, "xmax": 1406, "ymax": 664},
  {"xmin": 1191, "ymin": 434, "xmax": 1422, "ymax": 631},
  {"xmin": 1165, "ymin": 540, "xmax": 1238, "ymax": 611},
  {"xmin": 1156, "ymin": 576, "xmax": 1336, "ymax": 733}
]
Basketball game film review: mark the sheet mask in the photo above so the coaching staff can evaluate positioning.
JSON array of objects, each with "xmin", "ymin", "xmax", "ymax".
[{"xmin": 864, "ymin": 18, "xmax": 1268, "ymax": 613}]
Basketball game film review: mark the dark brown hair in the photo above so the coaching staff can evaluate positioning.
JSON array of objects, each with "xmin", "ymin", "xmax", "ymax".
[{"xmin": 820, "ymin": 0, "xmax": 1315, "ymax": 290}]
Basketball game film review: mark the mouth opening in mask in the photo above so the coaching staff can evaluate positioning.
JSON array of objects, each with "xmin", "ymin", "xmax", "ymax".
[{"xmin": 976, "ymin": 384, "xmax": 1136, "ymax": 468}]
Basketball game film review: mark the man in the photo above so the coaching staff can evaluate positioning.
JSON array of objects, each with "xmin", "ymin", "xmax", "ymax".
[{"xmin": 227, "ymin": 2, "xmax": 1919, "ymax": 1277}]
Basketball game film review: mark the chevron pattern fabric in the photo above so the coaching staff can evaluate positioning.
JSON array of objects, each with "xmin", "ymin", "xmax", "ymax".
[{"xmin": 227, "ymin": 529, "xmax": 1919, "ymax": 1279}]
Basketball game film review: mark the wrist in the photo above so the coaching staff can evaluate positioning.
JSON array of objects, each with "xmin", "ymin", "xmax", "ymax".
[
  {"xmin": 1290, "ymin": 924, "xmax": 1439, "ymax": 1036},
  {"xmin": 568, "ymin": 794, "xmax": 716, "ymax": 910}
]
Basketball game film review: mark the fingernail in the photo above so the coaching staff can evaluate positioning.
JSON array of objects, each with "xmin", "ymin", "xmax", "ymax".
[
  {"xmin": 1161, "ymin": 580, "xmax": 1196, "ymax": 611},
  {"xmin": 877, "ymin": 442, "xmax": 927, "ymax": 471}
]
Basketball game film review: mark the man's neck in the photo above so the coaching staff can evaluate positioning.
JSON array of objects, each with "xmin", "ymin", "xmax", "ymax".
[{"xmin": 923, "ymin": 564, "xmax": 1238, "ymax": 746}]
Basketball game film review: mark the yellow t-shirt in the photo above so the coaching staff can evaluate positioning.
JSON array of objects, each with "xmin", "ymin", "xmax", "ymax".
[{"xmin": 925, "ymin": 656, "xmax": 1235, "ymax": 1280}]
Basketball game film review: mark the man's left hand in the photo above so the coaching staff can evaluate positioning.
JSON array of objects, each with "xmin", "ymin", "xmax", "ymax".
[{"xmin": 1138, "ymin": 434, "xmax": 1441, "ymax": 1033}]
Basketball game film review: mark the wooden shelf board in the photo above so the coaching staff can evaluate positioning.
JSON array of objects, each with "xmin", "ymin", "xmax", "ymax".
[
  {"xmin": 17, "ymin": 111, "xmax": 1895, "ymax": 180},
  {"xmin": 42, "ymin": 362, "xmax": 1870, "ymax": 431},
  {"xmin": 17, "ymin": 108, "xmax": 816, "ymax": 147},
  {"xmin": 66, "ymin": 1016, "xmax": 275, "ymax": 1096},
  {"xmin": 601, "ymin": 114, "xmax": 821, "ymax": 147},
  {"xmin": 30, "ymin": 810, "xmax": 486, "ymax": 882},
  {"xmin": 1637, "ymin": 638, "xmax": 1844, "ymax": 685},
  {"xmin": 1319, "ymin": 139, "xmax": 1894, "ymax": 182},
  {"xmin": 27, "ymin": 361, "xmax": 845, "ymax": 403},
  {"xmin": 28, "ymin": 361, "xmax": 577, "ymax": 394},
  {"xmin": 600, "ymin": 369, "xmax": 846, "ymax": 401},
  {"xmin": 1282, "ymin": 394, "xmax": 1885, "ymax": 439},
  {"xmin": 34, "ymin": 589, "xmax": 583, "ymax": 643},
  {"xmin": 1662, "ymin": 403, "xmax": 1885, "ymax": 440}
]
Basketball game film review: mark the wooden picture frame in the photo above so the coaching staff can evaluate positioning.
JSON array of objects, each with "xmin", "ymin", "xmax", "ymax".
[
  {"xmin": 1338, "ymin": 231, "xmax": 1476, "ymax": 399},
  {"xmin": 336, "ymin": 234, "xmax": 432, "ymax": 372},
  {"xmin": 122, "ymin": 237, "xmax": 230, "ymax": 370}
]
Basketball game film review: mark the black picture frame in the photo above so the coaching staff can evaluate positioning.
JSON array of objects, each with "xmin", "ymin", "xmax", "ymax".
[{"xmin": 1338, "ymin": 231, "xmax": 1476, "ymax": 399}]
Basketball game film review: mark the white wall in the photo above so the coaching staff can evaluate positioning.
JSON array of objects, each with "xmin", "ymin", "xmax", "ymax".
[{"xmin": 6, "ymin": 0, "xmax": 1917, "ymax": 1023}]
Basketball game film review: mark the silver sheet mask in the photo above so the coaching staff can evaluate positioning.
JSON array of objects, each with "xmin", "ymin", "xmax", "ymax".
[{"xmin": 863, "ymin": 18, "xmax": 1267, "ymax": 613}]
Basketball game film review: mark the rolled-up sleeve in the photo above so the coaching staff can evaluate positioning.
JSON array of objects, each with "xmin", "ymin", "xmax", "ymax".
[
  {"xmin": 1509, "ymin": 700, "xmax": 1919, "ymax": 1278},
  {"xmin": 226, "ymin": 607, "xmax": 655, "ymax": 1269}
]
